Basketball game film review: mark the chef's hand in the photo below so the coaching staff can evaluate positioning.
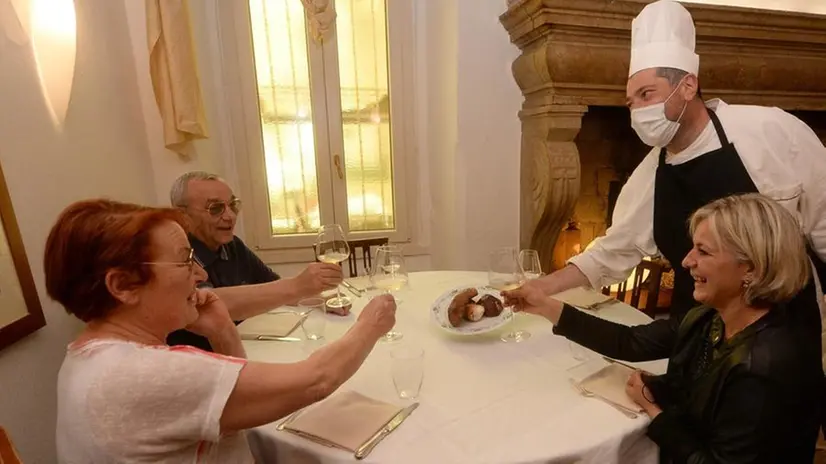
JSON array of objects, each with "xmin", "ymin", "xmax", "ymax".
[{"xmin": 502, "ymin": 282, "xmax": 564, "ymax": 324}]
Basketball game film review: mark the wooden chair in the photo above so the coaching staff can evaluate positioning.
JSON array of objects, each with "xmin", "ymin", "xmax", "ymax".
[
  {"xmin": 345, "ymin": 237, "xmax": 389, "ymax": 277},
  {"xmin": 602, "ymin": 260, "xmax": 667, "ymax": 316},
  {"xmin": 0, "ymin": 426, "xmax": 22, "ymax": 464},
  {"xmin": 314, "ymin": 237, "xmax": 390, "ymax": 278}
]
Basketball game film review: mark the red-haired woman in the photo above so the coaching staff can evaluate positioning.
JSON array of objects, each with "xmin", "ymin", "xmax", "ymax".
[{"xmin": 46, "ymin": 199, "xmax": 396, "ymax": 463}]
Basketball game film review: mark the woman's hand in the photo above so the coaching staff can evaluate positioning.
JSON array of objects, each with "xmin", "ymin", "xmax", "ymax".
[
  {"xmin": 185, "ymin": 289, "xmax": 235, "ymax": 339},
  {"xmin": 502, "ymin": 280, "xmax": 564, "ymax": 324},
  {"xmin": 357, "ymin": 294, "xmax": 397, "ymax": 337},
  {"xmin": 626, "ymin": 370, "xmax": 662, "ymax": 418}
]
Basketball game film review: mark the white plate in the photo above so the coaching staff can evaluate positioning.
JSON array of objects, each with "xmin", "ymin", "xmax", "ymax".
[{"xmin": 430, "ymin": 286, "xmax": 513, "ymax": 335}]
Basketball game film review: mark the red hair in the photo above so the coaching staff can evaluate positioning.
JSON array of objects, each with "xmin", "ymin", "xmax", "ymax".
[{"xmin": 44, "ymin": 199, "xmax": 188, "ymax": 322}]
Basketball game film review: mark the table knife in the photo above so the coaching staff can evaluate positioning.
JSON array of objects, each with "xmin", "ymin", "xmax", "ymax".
[
  {"xmin": 354, "ymin": 403, "xmax": 418, "ymax": 459},
  {"xmin": 255, "ymin": 335, "xmax": 302, "ymax": 342},
  {"xmin": 341, "ymin": 280, "xmax": 365, "ymax": 297},
  {"xmin": 602, "ymin": 356, "xmax": 652, "ymax": 374}
]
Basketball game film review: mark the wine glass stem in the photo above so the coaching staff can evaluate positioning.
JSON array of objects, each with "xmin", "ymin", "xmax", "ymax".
[{"xmin": 337, "ymin": 286, "xmax": 343, "ymax": 303}]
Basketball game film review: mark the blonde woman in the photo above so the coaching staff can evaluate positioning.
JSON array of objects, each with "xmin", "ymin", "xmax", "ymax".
[{"xmin": 505, "ymin": 193, "xmax": 822, "ymax": 463}]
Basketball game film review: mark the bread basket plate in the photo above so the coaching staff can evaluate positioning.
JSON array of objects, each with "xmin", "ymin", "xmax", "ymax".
[{"xmin": 430, "ymin": 285, "xmax": 513, "ymax": 335}]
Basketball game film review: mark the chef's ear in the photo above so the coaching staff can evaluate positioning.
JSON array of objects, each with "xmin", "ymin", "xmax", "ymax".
[{"xmin": 681, "ymin": 74, "xmax": 700, "ymax": 100}]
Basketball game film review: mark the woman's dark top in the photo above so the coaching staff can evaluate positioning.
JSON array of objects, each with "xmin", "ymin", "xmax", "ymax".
[{"xmin": 554, "ymin": 303, "xmax": 822, "ymax": 463}]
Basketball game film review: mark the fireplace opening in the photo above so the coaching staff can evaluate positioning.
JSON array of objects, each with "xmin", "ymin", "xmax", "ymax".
[{"xmin": 572, "ymin": 106, "xmax": 648, "ymax": 249}]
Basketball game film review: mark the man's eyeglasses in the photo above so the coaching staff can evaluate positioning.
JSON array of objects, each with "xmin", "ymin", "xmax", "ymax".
[
  {"xmin": 142, "ymin": 248, "xmax": 197, "ymax": 271},
  {"xmin": 205, "ymin": 198, "xmax": 242, "ymax": 217}
]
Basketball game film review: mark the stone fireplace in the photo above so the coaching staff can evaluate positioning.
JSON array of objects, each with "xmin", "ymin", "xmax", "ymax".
[{"xmin": 500, "ymin": 0, "xmax": 826, "ymax": 272}]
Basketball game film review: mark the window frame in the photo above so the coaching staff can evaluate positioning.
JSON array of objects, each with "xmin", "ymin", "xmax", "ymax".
[{"xmin": 212, "ymin": 0, "xmax": 417, "ymax": 264}]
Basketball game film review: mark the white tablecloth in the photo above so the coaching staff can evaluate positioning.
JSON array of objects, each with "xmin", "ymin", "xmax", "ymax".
[{"xmin": 245, "ymin": 271, "xmax": 667, "ymax": 463}]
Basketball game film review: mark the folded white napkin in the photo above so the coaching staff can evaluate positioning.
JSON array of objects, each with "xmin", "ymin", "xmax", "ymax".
[
  {"xmin": 552, "ymin": 286, "xmax": 613, "ymax": 310},
  {"xmin": 236, "ymin": 312, "xmax": 304, "ymax": 339},
  {"xmin": 579, "ymin": 363, "xmax": 643, "ymax": 413},
  {"xmin": 283, "ymin": 391, "xmax": 403, "ymax": 451}
]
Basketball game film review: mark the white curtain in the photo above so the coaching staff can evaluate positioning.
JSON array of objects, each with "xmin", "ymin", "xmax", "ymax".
[{"xmin": 147, "ymin": 0, "xmax": 209, "ymax": 157}]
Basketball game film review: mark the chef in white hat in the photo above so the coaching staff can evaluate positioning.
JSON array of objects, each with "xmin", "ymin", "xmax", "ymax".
[
  {"xmin": 526, "ymin": 1, "xmax": 826, "ymax": 458},
  {"xmin": 533, "ymin": 0, "xmax": 826, "ymax": 325}
]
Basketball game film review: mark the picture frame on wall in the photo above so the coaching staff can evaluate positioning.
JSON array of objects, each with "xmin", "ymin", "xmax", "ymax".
[{"xmin": 0, "ymin": 161, "xmax": 45, "ymax": 351}]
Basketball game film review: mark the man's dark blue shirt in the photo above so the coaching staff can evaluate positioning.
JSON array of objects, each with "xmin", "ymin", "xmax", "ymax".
[{"xmin": 166, "ymin": 235, "xmax": 280, "ymax": 351}]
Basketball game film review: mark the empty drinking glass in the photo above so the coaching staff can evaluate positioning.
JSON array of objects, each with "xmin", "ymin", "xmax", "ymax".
[
  {"xmin": 299, "ymin": 298, "xmax": 326, "ymax": 341},
  {"xmin": 569, "ymin": 340, "xmax": 594, "ymax": 363},
  {"xmin": 390, "ymin": 345, "xmax": 424, "ymax": 400},
  {"xmin": 519, "ymin": 249, "xmax": 543, "ymax": 280}
]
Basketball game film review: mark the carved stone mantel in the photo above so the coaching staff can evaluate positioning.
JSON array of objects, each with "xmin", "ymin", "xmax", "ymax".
[{"xmin": 500, "ymin": 0, "xmax": 826, "ymax": 271}]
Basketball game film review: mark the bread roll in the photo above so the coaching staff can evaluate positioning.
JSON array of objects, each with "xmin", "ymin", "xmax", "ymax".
[{"xmin": 448, "ymin": 288, "xmax": 478, "ymax": 327}]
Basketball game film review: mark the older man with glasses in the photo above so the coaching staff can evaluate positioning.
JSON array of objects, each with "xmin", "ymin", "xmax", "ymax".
[{"xmin": 166, "ymin": 171, "xmax": 343, "ymax": 352}]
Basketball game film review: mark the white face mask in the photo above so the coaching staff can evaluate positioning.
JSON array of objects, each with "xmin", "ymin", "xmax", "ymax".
[{"xmin": 630, "ymin": 80, "xmax": 688, "ymax": 147}]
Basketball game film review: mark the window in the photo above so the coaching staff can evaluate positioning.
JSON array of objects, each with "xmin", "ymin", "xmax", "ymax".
[{"xmin": 215, "ymin": 0, "xmax": 414, "ymax": 257}]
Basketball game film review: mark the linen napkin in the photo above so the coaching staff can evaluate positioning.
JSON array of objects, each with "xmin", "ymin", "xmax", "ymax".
[
  {"xmin": 282, "ymin": 391, "xmax": 403, "ymax": 451},
  {"xmin": 236, "ymin": 312, "xmax": 304, "ymax": 339},
  {"xmin": 552, "ymin": 286, "xmax": 614, "ymax": 310},
  {"xmin": 579, "ymin": 363, "xmax": 643, "ymax": 413}
]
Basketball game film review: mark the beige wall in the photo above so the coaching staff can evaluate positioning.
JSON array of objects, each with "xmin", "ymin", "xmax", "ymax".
[
  {"xmin": 0, "ymin": 0, "xmax": 157, "ymax": 462},
  {"xmin": 416, "ymin": 0, "xmax": 522, "ymax": 271}
]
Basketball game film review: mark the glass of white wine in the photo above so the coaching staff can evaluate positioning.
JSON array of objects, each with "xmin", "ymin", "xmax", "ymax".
[
  {"xmin": 370, "ymin": 245, "xmax": 408, "ymax": 342},
  {"xmin": 519, "ymin": 249, "xmax": 543, "ymax": 280},
  {"xmin": 315, "ymin": 224, "xmax": 351, "ymax": 309},
  {"xmin": 489, "ymin": 247, "xmax": 530, "ymax": 343}
]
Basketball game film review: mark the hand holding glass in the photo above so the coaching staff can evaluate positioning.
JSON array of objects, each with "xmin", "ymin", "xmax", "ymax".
[
  {"xmin": 490, "ymin": 247, "xmax": 530, "ymax": 342},
  {"xmin": 315, "ymin": 224, "xmax": 351, "ymax": 309},
  {"xmin": 370, "ymin": 245, "xmax": 408, "ymax": 342}
]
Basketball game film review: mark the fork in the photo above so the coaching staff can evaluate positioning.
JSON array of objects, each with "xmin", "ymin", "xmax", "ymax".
[{"xmin": 570, "ymin": 380, "xmax": 639, "ymax": 419}]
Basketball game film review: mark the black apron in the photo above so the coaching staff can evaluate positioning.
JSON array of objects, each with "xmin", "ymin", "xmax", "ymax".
[
  {"xmin": 653, "ymin": 108, "xmax": 825, "ymax": 330},
  {"xmin": 653, "ymin": 106, "xmax": 826, "ymax": 434}
]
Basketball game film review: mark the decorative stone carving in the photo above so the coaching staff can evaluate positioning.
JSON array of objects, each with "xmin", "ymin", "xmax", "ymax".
[
  {"xmin": 520, "ymin": 104, "xmax": 587, "ymax": 272},
  {"xmin": 501, "ymin": 0, "xmax": 826, "ymax": 269}
]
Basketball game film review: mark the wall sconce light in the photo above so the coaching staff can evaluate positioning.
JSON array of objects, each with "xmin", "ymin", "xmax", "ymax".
[
  {"xmin": 552, "ymin": 220, "xmax": 582, "ymax": 270},
  {"xmin": 30, "ymin": 0, "xmax": 77, "ymax": 127}
]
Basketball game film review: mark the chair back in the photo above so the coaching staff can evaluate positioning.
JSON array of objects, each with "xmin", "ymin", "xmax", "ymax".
[
  {"xmin": 346, "ymin": 237, "xmax": 389, "ymax": 277},
  {"xmin": 314, "ymin": 237, "xmax": 390, "ymax": 277},
  {"xmin": 602, "ymin": 260, "xmax": 665, "ymax": 315}
]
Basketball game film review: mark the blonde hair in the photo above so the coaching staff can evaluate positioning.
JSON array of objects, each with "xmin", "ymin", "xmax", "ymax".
[{"xmin": 689, "ymin": 193, "xmax": 811, "ymax": 307}]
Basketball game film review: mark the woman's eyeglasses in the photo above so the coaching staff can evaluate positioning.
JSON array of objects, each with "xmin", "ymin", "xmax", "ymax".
[
  {"xmin": 205, "ymin": 198, "xmax": 242, "ymax": 217},
  {"xmin": 142, "ymin": 248, "xmax": 197, "ymax": 271}
]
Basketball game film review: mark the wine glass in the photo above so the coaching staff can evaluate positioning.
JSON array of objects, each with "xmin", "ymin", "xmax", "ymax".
[
  {"xmin": 519, "ymin": 249, "xmax": 543, "ymax": 280},
  {"xmin": 370, "ymin": 245, "xmax": 408, "ymax": 342},
  {"xmin": 489, "ymin": 247, "xmax": 530, "ymax": 343},
  {"xmin": 315, "ymin": 224, "xmax": 351, "ymax": 309}
]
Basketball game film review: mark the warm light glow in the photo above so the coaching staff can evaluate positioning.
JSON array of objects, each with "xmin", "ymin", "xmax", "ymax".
[
  {"xmin": 32, "ymin": 0, "xmax": 75, "ymax": 38},
  {"xmin": 31, "ymin": 0, "xmax": 77, "ymax": 126},
  {"xmin": 1, "ymin": 0, "xmax": 30, "ymax": 45}
]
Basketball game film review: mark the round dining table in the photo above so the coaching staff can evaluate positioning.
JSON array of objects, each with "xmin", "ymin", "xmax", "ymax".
[{"xmin": 246, "ymin": 271, "xmax": 667, "ymax": 464}]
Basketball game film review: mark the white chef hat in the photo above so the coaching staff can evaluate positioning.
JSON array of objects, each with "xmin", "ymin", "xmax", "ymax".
[{"xmin": 629, "ymin": 0, "xmax": 699, "ymax": 77}]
